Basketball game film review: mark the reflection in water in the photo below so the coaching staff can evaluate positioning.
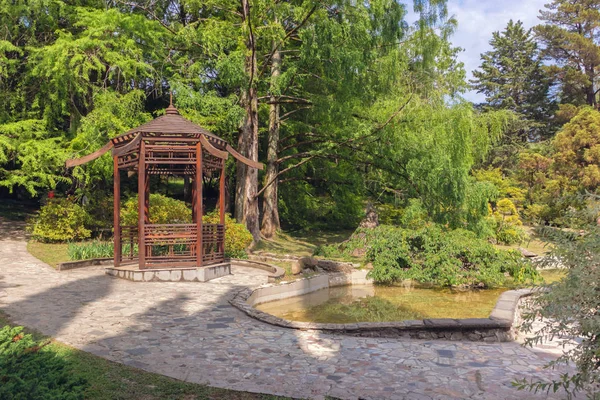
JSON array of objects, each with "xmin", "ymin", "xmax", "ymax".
[{"xmin": 255, "ymin": 284, "xmax": 507, "ymax": 323}]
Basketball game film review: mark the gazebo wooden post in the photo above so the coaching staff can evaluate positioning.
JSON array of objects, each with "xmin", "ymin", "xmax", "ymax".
[
  {"xmin": 219, "ymin": 160, "xmax": 226, "ymax": 226},
  {"xmin": 138, "ymin": 140, "xmax": 146, "ymax": 269},
  {"xmin": 219, "ymin": 160, "xmax": 226, "ymax": 255},
  {"xmin": 113, "ymin": 156, "xmax": 121, "ymax": 268},
  {"xmin": 191, "ymin": 180, "xmax": 197, "ymax": 222},
  {"xmin": 195, "ymin": 142, "xmax": 203, "ymax": 268}
]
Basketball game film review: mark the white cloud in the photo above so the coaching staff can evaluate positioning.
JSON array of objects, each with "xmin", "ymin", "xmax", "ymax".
[{"xmin": 447, "ymin": 0, "xmax": 548, "ymax": 102}]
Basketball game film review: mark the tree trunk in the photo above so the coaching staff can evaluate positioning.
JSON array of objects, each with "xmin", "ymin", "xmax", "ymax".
[
  {"xmin": 234, "ymin": 122, "xmax": 246, "ymax": 222},
  {"xmin": 261, "ymin": 44, "xmax": 281, "ymax": 238},
  {"xmin": 236, "ymin": 0, "xmax": 261, "ymax": 243},
  {"xmin": 586, "ymin": 65, "xmax": 596, "ymax": 107}
]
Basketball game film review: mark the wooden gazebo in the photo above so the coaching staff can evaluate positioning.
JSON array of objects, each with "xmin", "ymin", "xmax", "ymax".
[{"xmin": 66, "ymin": 101, "xmax": 262, "ymax": 271}]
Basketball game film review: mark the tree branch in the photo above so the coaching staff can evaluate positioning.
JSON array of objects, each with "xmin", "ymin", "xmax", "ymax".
[
  {"xmin": 258, "ymin": 3, "xmax": 321, "ymax": 78},
  {"xmin": 254, "ymin": 155, "xmax": 318, "ymax": 198}
]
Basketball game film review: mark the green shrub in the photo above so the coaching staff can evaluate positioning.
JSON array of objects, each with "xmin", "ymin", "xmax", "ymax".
[
  {"xmin": 203, "ymin": 212, "xmax": 253, "ymax": 258},
  {"xmin": 516, "ymin": 221, "xmax": 600, "ymax": 398},
  {"xmin": 376, "ymin": 204, "xmax": 403, "ymax": 225},
  {"xmin": 399, "ymin": 198, "xmax": 429, "ymax": 229},
  {"xmin": 493, "ymin": 198, "xmax": 528, "ymax": 245},
  {"xmin": 67, "ymin": 240, "xmax": 138, "ymax": 260},
  {"xmin": 318, "ymin": 224, "xmax": 539, "ymax": 287},
  {"xmin": 0, "ymin": 326, "xmax": 87, "ymax": 399},
  {"xmin": 29, "ymin": 198, "xmax": 91, "ymax": 242},
  {"xmin": 83, "ymin": 193, "xmax": 113, "ymax": 234},
  {"xmin": 120, "ymin": 193, "xmax": 192, "ymax": 226}
]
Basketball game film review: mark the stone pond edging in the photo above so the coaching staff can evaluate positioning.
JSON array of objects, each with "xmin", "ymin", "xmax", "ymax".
[
  {"xmin": 229, "ymin": 271, "xmax": 535, "ymax": 342},
  {"xmin": 230, "ymin": 259, "xmax": 285, "ymax": 282}
]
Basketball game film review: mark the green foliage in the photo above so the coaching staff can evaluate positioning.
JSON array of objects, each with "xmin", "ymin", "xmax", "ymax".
[
  {"xmin": 70, "ymin": 90, "xmax": 152, "ymax": 190},
  {"xmin": 0, "ymin": 326, "xmax": 87, "ymax": 399},
  {"xmin": 493, "ymin": 198, "xmax": 527, "ymax": 245},
  {"xmin": 82, "ymin": 193, "xmax": 114, "ymax": 234},
  {"xmin": 203, "ymin": 212, "xmax": 253, "ymax": 259},
  {"xmin": 0, "ymin": 120, "xmax": 71, "ymax": 196},
  {"xmin": 534, "ymin": 0, "xmax": 600, "ymax": 106},
  {"xmin": 319, "ymin": 225, "xmax": 539, "ymax": 287},
  {"xmin": 29, "ymin": 198, "xmax": 91, "ymax": 242},
  {"xmin": 120, "ymin": 194, "xmax": 192, "ymax": 226},
  {"xmin": 517, "ymin": 214, "xmax": 600, "ymax": 398},
  {"xmin": 471, "ymin": 20, "xmax": 555, "ymax": 141},
  {"xmin": 300, "ymin": 296, "xmax": 425, "ymax": 323},
  {"xmin": 368, "ymin": 225, "xmax": 537, "ymax": 287},
  {"xmin": 473, "ymin": 168, "xmax": 526, "ymax": 207},
  {"xmin": 279, "ymin": 179, "xmax": 363, "ymax": 230},
  {"xmin": 553, "ymin": 107, "xmax": 600, "ymax": 191},
  {"xmin": 358, "ymin": 95, "xmax": 511, "ymax": 234},
  {"xmin": 67, "ymin": 240, "xmax": 138, "ymax": 260}
]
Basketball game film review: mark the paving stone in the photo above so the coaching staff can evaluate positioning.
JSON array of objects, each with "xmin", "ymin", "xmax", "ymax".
[
  {"xmin": 436, "ymin": 350, "xmax": 455, "ymax": 358},
  {"xmin": 125, "ymin": 347, "xmax": 151, "ymax": 356}
]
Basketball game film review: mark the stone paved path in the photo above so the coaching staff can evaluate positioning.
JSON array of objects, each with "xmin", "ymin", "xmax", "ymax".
[{"xmin": 0, "ymin": 234, "xmax": 575, "ymax": 400}]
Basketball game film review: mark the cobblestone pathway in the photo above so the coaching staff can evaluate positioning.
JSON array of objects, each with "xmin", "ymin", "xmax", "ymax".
[{"xmin": 0, "ymin": 236, "xmax": 574, "ymax": 400}]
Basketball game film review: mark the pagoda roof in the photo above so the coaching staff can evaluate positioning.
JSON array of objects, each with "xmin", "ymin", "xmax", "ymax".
[{"xmin": 66, "ymin": 103, "xmax": 262, "ymax": 170}]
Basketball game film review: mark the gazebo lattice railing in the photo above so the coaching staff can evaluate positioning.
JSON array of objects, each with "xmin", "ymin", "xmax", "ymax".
[{"xmin": 66, "ymin": 100, "xmax": 262, "ymax": 270}]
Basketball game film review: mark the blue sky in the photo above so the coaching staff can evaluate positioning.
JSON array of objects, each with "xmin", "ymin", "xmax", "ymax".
[{"xmin": 432, "ymin": 0, "xmax": 548, "ymax": 102}]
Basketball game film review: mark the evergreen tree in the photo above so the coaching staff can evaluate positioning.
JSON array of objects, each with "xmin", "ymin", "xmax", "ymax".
[
  {"xmin": 471, "ymin": 20, "xmax": 554, "ymax": 142},
  {"xmin": 535, "ymin": 0, "xmax": 600, "ymax": 107}
]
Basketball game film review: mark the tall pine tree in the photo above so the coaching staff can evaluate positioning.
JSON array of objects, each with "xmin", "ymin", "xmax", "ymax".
[
  {"xmin": 535, "ymin": 0, "xmax": 600, "ymax": 107},
  {"xmin": 471, "ymin": 20, "xmax": 554, "ymax": 142}
]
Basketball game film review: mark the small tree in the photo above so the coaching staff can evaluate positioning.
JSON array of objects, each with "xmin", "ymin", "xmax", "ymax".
[
  {"xmin": 516, "ymin": 206, "xmax": 600, "ymax": 398},
  {"xmin": 553, "ymin": 107, "xmax": 600, "ymax": 191},
  {"xmin": 493, "ymin": 198, "xmax": 527, "ymax": 245}
]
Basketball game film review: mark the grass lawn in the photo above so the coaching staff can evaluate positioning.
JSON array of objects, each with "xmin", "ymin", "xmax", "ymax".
[
  {"xmin": 27, "ymin": 241, "xmax": 70, "ymax": 269},
  {"xmin": 539, "ymin": 268, "xmax": 567, "ymax": 284},
  {"xmin": 0, "ymin": 311, "xmax": 291, "ymax": 400},
  {"xmin": 254, "ymin": 230, "xmax": 352, "ymax": 257},
  {"xmin": 494, "ymin": 225, "xmax": 552, "ymax": 256}
]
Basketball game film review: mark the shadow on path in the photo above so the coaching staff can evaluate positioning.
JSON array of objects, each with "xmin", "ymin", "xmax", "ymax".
[
  {"xmin": 1, "ymin": 274, "xmax": 114, "ymax": 339},
  {"xmin": 0, "ymin": 218, "xmax": 27, "ymax": 241}
]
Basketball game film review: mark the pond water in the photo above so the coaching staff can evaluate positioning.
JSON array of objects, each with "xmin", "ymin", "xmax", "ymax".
[{"xmin": 255, "ymin": 284, "xmax": 508, "ymax": 323}]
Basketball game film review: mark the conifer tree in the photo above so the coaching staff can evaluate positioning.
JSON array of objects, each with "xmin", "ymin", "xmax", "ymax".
[
  {"xmin": 535, "ymin": 0, "xmax": 600, "ymax": 107},
  {"xmin": 472, "ymin": 20, "xmax": 554, "ymax": 141}
]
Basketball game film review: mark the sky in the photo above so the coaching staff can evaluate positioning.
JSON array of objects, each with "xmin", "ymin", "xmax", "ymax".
[{"xmin": 439, "ymin": 0, "xmax": 549, "ymax": 102}]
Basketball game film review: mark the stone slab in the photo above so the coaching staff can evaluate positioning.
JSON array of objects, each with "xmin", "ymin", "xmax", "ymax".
[{"xmin": 104, "ymin": 263, "xmax": 231, "ymax": 282}]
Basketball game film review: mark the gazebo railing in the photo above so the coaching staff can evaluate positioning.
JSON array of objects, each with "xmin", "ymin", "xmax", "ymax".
[
  {"xmin": 201, "ymin": 224, "xmax": 225, "ymax": 264},
  {"xmin": 116, "ymin": 223, "xmax": 225, "ymax": 268},
  {"xmin": 120, "ymin": 225, "xmax": 138, "ymax": 264}
]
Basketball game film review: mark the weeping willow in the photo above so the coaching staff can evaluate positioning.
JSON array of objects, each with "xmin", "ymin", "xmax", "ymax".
[{"xmin": 362, "ymin": 94, "xmax": 512, "ymax": 231}]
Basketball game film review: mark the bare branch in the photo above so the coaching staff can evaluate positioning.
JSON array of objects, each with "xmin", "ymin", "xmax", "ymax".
[{"xmin": 254, "ymin": 155, "xmax": 318, "ymax": 198}]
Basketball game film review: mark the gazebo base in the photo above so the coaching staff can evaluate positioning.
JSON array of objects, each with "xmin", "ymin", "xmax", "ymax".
[{"xmin": 105, "ymin": 262, "xmax": 231, "ymax": 282}]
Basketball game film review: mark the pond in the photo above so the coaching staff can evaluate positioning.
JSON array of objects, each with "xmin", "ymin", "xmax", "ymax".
[{"xmin": 255, "ymin": 284, "xmax": 508, "ymax": 323}]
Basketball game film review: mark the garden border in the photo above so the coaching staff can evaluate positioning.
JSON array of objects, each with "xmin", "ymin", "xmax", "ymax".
[
  {"xmin": 57, "ymin": 258, "xmax": 113, "ymax": 271},
  {"xmin": 230, "ymin": 271, "xmax": 535, "ymax": 342},
  {"xmin": 58, "ymin": 257, "xmax": 285, "ymax": 283}
]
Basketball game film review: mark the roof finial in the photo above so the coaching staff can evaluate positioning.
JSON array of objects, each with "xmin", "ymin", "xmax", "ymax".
[{"xmin": 166, "ymin": 90, "xmax": 179, "ymax": 115}]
